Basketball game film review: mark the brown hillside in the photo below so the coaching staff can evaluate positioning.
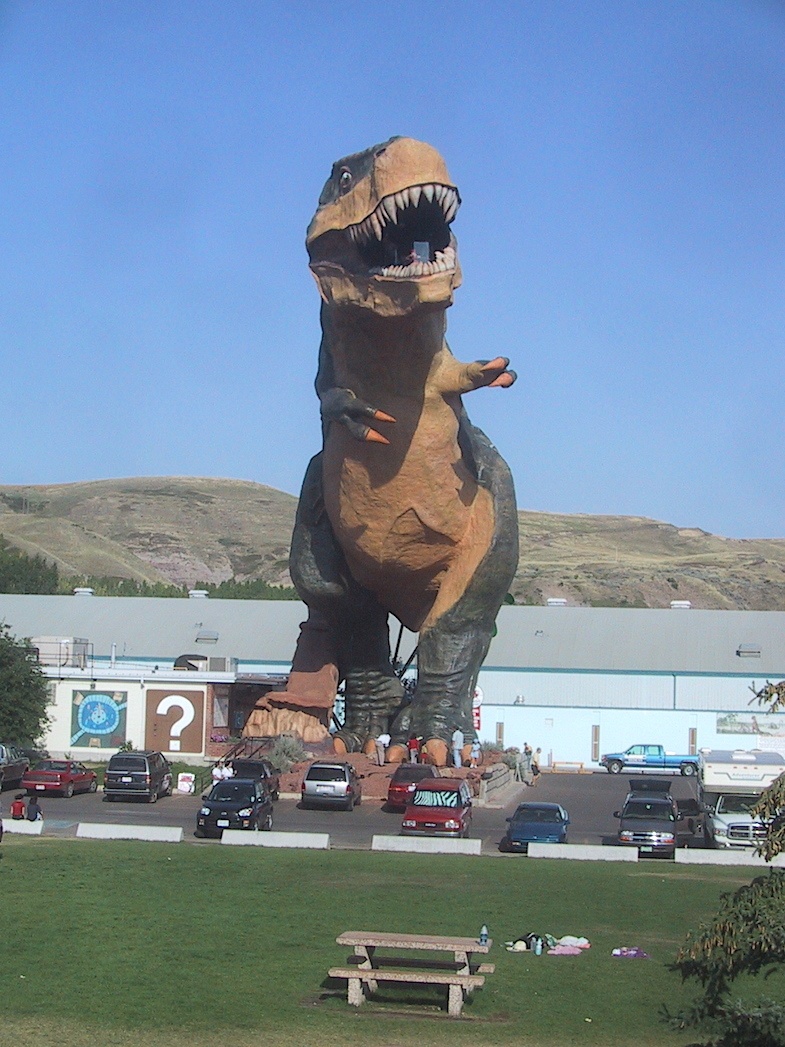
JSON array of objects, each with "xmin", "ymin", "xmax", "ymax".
[{"xmin": 1, "ymin": 478, "xmax": 784, "ymax": 609}]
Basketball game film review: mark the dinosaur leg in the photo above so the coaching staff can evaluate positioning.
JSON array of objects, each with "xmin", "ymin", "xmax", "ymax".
[
  {"xmin": 391, "ymin": 423, "xmax": 518, "ymax": 767},
  {"xmin": 289, "ymin": 452, "xmax": 403, "ymax": 755}
]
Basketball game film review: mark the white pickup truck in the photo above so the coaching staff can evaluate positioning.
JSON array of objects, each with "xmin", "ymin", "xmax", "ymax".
[{"xmin": 699, "ymin": 749, "xmax": 785, "ymax": 849}]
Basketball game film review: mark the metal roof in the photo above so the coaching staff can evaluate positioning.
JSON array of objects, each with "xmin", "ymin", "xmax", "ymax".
[{"xmin": 0, "ymin": 595, "xmax": 783, "ymax": 676}]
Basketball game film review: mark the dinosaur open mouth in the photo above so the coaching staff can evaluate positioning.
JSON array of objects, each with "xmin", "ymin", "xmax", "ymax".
[{"xmin": 348, "ymin": 183, "xmax": 460, "ymax": 278}]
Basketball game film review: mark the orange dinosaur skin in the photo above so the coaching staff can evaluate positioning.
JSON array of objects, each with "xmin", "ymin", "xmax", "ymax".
[{"xmin": 267, "ymin": 138, "xmax": 519, "ymax": 765}]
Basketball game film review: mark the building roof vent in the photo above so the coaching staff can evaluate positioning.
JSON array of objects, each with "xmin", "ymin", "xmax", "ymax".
[
  {"xmin": 195, "ymin": 629, "xmax": 219, "ymax": 644},
  {"xmin": 188, "ymin": 589, "xmax": 209, "ymax": 599},
  {"xmin": 670, "ymin": 600, "xmax": 692, "ymax": 609},
  {"xmin": 73, "ymin": 587, "xmax": 94, "ymax": 597},
  {"xmin": 736, "ymin": 643, "xmax": 761, "ymax": 658}
]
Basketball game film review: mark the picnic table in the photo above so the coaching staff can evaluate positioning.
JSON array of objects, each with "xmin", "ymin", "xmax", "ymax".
[{"xmin": 329, "ymin": 930, "xmax": 494, "ymax": 1017}]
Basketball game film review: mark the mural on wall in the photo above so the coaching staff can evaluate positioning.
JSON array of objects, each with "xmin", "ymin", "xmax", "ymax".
[
  {"xmin": 145, "ymin": 689, "xmax": 204, "ymax": 753},
  {"xmin": 70, "ymin": 691, "xmax": 128, "ymax": 748},
  {"xmin": 717, "ymin": 712, "xmax": 785, "ymax": 737}
]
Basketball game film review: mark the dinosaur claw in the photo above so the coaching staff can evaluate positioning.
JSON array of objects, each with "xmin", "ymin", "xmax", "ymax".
[
  {"xmin": 373, "ymin": 410, "xmax": 396, "ymax": 423},
  {"xmin": 364, "ymin": 429, "xmax": 390, "ymax": 444}
]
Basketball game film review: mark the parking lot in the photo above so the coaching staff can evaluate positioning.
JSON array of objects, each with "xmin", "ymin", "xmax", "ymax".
[{"xmin": 3, "ymin": 768, "xmax": 705, "ymax": 854}]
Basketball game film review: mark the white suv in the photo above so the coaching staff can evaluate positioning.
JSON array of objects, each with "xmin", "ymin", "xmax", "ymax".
[{"xmin": 301, "ymin": 762, "xmax": 362, "ymax": 811}]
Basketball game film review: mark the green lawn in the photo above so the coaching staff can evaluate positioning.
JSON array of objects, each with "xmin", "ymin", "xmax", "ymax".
[{"xmin": 0, "ymin": 837, "xmax": 774, "ymax": 1047}]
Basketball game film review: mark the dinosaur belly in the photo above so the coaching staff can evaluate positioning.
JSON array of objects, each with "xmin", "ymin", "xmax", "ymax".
[{"xmin": 323, "ymin": 429, "xmax": 490, "ymax": 630}]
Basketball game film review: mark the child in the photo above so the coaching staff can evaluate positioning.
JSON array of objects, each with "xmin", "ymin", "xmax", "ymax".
[{"xmin": 10, "ymin": 793, "xmax": 26, "ymax": 820}]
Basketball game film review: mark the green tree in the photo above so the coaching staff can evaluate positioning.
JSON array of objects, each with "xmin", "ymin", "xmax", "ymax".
[
  {"xmin": 0, "ymin": 535, "xmax": 58, "ymax": 593},
  {"xmin": 667, "ymin": 680, "xmax": 785, "ymax": 1046},
  {"xmin": 0, "ymin": 623, "xmax": 51, "ymax": 744}
]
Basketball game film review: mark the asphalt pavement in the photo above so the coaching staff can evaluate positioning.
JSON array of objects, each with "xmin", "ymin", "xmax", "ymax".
[{"xmin": 2, "ymin": 769, "xmax": 705, "ymax": 855}]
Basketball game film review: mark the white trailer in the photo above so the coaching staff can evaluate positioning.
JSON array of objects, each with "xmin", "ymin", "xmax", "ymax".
[{"xmin": 699, "ymin": 749, "xmax": 785, "ymax": 849}]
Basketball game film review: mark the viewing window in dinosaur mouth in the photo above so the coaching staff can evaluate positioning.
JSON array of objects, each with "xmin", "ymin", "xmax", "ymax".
[{"xmin": 347, "ymin": 183, "xmax": 459, "ymax": 278}]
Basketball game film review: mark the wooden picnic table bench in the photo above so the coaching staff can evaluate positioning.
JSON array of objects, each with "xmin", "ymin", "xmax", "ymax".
[{"xmin": 330, "ymin": 930, "xmax": 494, "ymax": 1017}]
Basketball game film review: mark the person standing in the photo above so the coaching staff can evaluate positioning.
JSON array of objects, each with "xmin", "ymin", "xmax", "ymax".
[
  {"xmin": 469, "ymin": 738, "xmax": 481, "ymax": 768},
  {"xmin": 451, "ymin": 725, "xmax": 465, "ymax": 769},
  {"xmin": 375, "ymin": 731, "xmax": 391, "ymax": 766},
  {"xmin": 211, "ymin": 759, "xmax": 227, "ymax": 788},
  {"xmin": 406, "ymin": 734, "xmax": 421, "ymax": 763}
]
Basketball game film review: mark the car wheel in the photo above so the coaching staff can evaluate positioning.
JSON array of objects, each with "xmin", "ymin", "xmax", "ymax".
[
  {"xmin": 607, "ymin": 760, "xmax": 623, "ymax": 774},
  {"xmin": 103, "ymin": 794, "xmax": 114, "ymax": 802},
  {"xmin": 264, "ymin": 812, "xmax": 273, "ymax": 831},
  {"xmin": 64, "ymin": 782, "xmax": 74, "ymax": 798},
  {"xmin": 343, "ymin": 795, "xmax": 354, "ymax": 811},
  {"xmin": 272, "ymin": 789, "xmax": 279, "ymax": 802},
  {"xmin": 195, "ymin": 828, "xmax": 205, "ymax": 838},
  {"xmin": 499, "ymin": 836, "xmax": 512, "ymax": 853},
  {"xmin": 148, "ymin": 788, "xmax": 158, "ymax": 804},
  {"xmin": 88, "ymin": 779, "xmax": 97, "ymax": 793},
  {"xmin": 680, "ymin": 762, "xmax": 696, "ymax": 777}
]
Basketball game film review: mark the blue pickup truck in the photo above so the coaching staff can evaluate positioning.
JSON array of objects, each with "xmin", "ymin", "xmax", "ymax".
[{"xmin": 600, "ymin": 744, "xmax": 699, "ymax": 777}]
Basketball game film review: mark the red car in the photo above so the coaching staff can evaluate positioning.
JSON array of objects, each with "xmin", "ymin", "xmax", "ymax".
[
  {"xmin": 387, "ymin": 764, "xmax": 439, "ymax": 810},
  {"xmin": 23, "ymin": 760, "xmax": 98, "ymax": 797},
  {"xmin": 401, "ymin": 778, "xmax": 473, "ymax": 838}
]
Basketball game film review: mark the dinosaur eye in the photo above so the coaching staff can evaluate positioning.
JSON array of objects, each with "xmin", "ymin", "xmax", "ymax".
[{"xmin": 339, "ymin": 168, "xmax": 353, "ymax": 193}]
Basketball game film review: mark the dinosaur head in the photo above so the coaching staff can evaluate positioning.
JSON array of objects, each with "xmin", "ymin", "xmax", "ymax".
[{"xmin": 307, "ymin": 137, "xmax": 462, "ymax": 317}]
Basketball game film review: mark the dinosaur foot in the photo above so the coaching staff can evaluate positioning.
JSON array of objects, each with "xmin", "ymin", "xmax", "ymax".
[
  {"xmin": 385, "ymin": 744, "xmax": 406, "ymax": 765},
  {"xmin": 422, "ymin": 738, "xmax": 449, "ymax": 767}
]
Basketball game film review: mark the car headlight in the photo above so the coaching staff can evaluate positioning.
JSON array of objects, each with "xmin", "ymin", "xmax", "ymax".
[
  {"xmin": 619, "ymin": 831, "xmax": 634, "ymax": 842},
  {"xmin": 200, "ymin": 807, "xmax": 210, "ymax": 816},
  {"xmin": 402, "ymin": 819, "xmax": 416, "ymax": 828},
  {"xmin": 238, "ymin": 807, "xmax": 253, "ymax": 817},
  {"xmin": 444, "ymin": 819, "xmax": 461, "ymax": 830},
  {"xmin": 714, "ymin": 827, "xmax": 728, "ymax": 837},
  {"xmin": 660, "ymin": 833, "xmax": 675, "ymax": 843}
]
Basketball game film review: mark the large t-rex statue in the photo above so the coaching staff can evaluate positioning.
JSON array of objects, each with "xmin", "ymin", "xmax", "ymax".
[{"xmin": 246, "ymin": 137, "xmax": 518, "ymax": 765}]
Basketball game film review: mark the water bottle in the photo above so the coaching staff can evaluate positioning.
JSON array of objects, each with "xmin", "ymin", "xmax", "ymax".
[
  {"xmin": 479, "ymin": 924, "xmax": 488, "ymax": 946},
  {"xmin": 533, "ymin": 937, "xmax": 542, "ymax": 956}
]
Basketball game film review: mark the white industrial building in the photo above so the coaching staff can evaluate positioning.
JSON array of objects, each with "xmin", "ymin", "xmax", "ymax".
[{"xmin": 0, "ymin": 593, "xmax": 783, "ymax": 765}]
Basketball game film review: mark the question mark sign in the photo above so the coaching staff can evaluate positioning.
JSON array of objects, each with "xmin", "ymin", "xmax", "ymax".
[{"xmin": 156, "ymin": 695, "xmax": 195, "ymax": 752}]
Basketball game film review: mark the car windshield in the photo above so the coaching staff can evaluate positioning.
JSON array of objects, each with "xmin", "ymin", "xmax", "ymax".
[
  {"xmin": 393, "ymin": 766, "xmax": 434, "ymax": 783},
  {"xmin": 109, "ymin": 757, "xmax": 146, "ymax": 771},
  {"xmin": 413, "ymin": 789, "xmax": 460, "ymax": 808},
  {"xmin": 624, "ymin": 801, "xmax": 674, "ymax": 821},
  {"xmin": 210, "ymin": 782, "xmax": 255, "ymax": 802},
  {"xmin": 307, "ymin": 767, "xmax": 347, "ymax": 782},
  {"xmin": 513, "ymin": 808, "xmax": 562, "ymax": 823},
  {"xmin": 36, "ymin": 761, "xmax": 70, "ymax": 771},
  {"xmin": 717, "ymin": 795, "xmax": 758, "ymax": 814}
]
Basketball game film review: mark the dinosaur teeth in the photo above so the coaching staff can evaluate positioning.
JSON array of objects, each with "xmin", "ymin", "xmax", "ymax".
[{"xmin": 422, "ymin": 184, "xmax": 435, "ymax": 203}]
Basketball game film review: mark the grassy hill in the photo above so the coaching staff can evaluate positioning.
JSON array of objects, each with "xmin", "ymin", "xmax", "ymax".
[{"xmin": 1, "ymin": 477, "xmax": 784, "ymax": 609}]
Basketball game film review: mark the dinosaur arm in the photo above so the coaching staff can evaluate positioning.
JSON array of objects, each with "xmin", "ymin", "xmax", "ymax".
[
  {"xmin": 316, "ymin": 329, "xmax": 396, "ymax": 444},
  {"xmin": 437, "ymin": 355, "xmax": 517, "ymax": 395}
]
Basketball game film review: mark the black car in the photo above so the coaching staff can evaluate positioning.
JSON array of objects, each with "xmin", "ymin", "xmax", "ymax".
[
  {"xmin": 196, "ymin": 777, "xmax": 273, "ymax": 838},
  {"xmin": 614, "ymin": 778, "xmax": 683, "ymax": 857},
  {"xmin": 103, "ymin": 750, "xmax": 173, "ymax": 803},
  {"xmin": 229, "ymin": 758, "xmax": 280, "ymax": 801},
  {"xmin": 0, "ymin": 744, "xmax": 30, "ymax": 789}
]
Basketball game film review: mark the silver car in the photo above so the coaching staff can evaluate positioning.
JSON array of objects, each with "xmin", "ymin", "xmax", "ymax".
[{"xmin": 301, "ymin": 762, "xmax": 362, "ymax": 811}]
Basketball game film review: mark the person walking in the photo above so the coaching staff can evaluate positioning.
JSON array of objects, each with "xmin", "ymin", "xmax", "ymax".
[
  {"xmin": 531, "ymin": 747, "xmax": 542, "ymax": 785},
  {"xmin": 451, "ymin": 725, "xmax": 465, "ymax": 769},
  {"xmin": 375, "ymin": 731, "xmax": 391, "ymax": 766}
]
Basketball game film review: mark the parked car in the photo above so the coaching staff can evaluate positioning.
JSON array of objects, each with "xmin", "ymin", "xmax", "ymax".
[
  {"xmin": 229, "ymin": 758, "xmax": 280, "ymax": 801},
  {"xmin": 401, "ymin": 778, "xmax": 473, "ymax": 838},
  {"xmin": 196, "ymin": 777, "xmax": 273, "ymax": 838},
  {"xmin": 500, "ymin": 802, "xmax": 570, "ymax": 852},
  {"xmin": 0, "ymin": 744, "xmax": 30, "ymax": 789},
  {"xmin": 614, "ymin": 778, "xmax": 683, "ymax": 857},
  {"xmin": 386, "ymin": 764, "xmax": 439, "ymax": 810},
  {"xmin": 301, "ymin": 762, "xmax": 362, "ymax": 810},
  {"xmin": 22, "ymin": 759, "xmax": 97, "ymax": 797},
  {"xmin": 103, "ymin": 750, "xmax": 173, "ymax": 803}
]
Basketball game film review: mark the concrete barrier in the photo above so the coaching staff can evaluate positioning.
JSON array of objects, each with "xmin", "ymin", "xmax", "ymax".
[
  {"xmin": 3, "ymin": 819, "xmax": 43, "ymax": 835},
  {"xmin": 478, "ymin": 763, "xmax": 514, "ymax": 806},
  {"xmin": 372, "ymin": 834, "xmax": 482, "ymax": 856},
  {"xmin": 528, "ymin": 842, "xmax": 638, "ymax": 862},
  {"xmin": 76, "ymin": 823, "xmax": 183, "ymax": 843},
  {"xmin": 221, "ymin": 830, "xmax": 330, "ymax": 849},
  {"xmin": 675, "ymin": 848, "xmax": 785, "ymax": 867}
]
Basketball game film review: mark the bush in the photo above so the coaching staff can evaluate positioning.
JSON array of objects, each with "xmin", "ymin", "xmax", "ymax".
[{"xmin": 269, "ymin": 734, "xmax": 307, "ymax": 771}]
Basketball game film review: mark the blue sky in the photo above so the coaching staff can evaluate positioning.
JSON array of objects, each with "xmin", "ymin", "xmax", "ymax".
[{"xmin": 1, "ymin": 1, "xmax": 783, "ymax": 538}]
